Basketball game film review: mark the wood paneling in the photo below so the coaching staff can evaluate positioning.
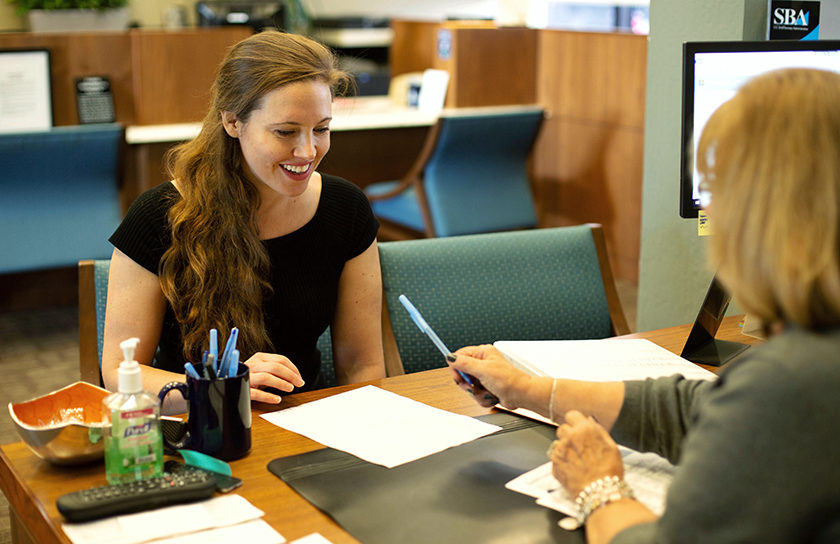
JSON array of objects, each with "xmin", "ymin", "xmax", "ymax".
[
  {"xmin": 389, "ymin": 19, "xmax": 439, "ymax": 77},
  {"xmin": 389, "ymin": 21, "xmax": 537, "ymax": 108},
  {"xmin": 0, "ymin": 32, "xmax": 133, "ymax": 126},
  {"xmin": 444, "ymin": 26, "xmax": 537, "ymax": 107},
  {"xmin": 533, "ymin": 31, "xmax": 647, "ymax": 283},
  {"xmin": 129, "ymin": 28, "xmax": 252, "ymax": 125}
]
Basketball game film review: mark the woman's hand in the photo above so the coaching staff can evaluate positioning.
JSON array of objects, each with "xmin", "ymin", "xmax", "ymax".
[
  {"xmin": 449, "ymin": 345, "xmax": 533, "ymax": 408},
  {"xmin": 550, "ymin": 410, "xmax": 624, "ymax": 497},
  {"xmin": 244, "ymin": 352, "xmax": 305, "ymax": 404}
]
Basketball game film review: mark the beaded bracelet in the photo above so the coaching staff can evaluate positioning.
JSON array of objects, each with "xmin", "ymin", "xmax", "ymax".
[{"xmin": 574, "ymin": 475, "xmax": 635, "ymax": 526}]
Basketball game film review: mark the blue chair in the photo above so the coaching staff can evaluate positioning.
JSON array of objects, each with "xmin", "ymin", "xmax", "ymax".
[
  {"xmin": 78, "ymin": 259, "xmax": 340, "ymax": 388},
  {"xmin": 378, "ymin": 224, "xmax": 629, "ymax": 374},
  {"xmin": 78, "ymin": 259, "xmax": 111, "ymax": 385},
  {"xmin": 1, "ymin": 124, "xmax": 123, "ymax": 274},
  {"xmin": 365, "ymin": 105, "xmax": 544, "ymax": 239}
]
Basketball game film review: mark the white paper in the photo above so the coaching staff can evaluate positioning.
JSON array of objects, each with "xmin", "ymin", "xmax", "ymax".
[
  {"xmin": 290, "ymin": 534, "xmax": 333, "ymax": 544},
  {"xmin": 61, "ymin": 495, "xmax": 267, "ymax": 544},
  {"xmin": 506, "ymin": 446, "xmax": 675, "ymax": 518},
  {"xmin": 260, "ymin": 385, "xmax": 501, "ymax": 468},
  {"xmin": 152, "ymin": 520, "xmax": 285, "ymax": 544},
  {"xmin": 0, "ymin": 50, "xmax": 52, "ymax": 133},
  {"xmin": 494, "ymin": 338, "xmax": 718, "ymax": 382}
]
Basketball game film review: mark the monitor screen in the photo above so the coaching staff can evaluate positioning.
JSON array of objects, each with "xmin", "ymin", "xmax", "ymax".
[{"xmin": 680, "ymin": 40, "xmax": 840, "ymax": 218}]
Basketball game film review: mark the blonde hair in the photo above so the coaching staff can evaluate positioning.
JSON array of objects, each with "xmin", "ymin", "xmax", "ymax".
[
  {"xmin": 698, "ymin": 68, "xmax": 840, "ymax": 329},
  {"xmin": 160, "ymin": 31, "xmax": 352, "ymax": 363}
]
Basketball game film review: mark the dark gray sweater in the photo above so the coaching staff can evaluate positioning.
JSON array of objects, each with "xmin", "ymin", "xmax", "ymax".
[{"xmin": 610, "ymin": 326, "xmax": 840, "ymax": 543}]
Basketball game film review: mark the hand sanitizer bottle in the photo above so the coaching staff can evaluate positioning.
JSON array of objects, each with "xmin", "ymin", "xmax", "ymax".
[{"xmin": 104, "ymin": 337, "xmax": 164, "ymax": 484}]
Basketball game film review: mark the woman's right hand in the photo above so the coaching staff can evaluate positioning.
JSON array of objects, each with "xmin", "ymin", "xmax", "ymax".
[
  {"xmin": 244, "ymin": 352, "xmax": 305, "ymax": 404},
  {"xmin": 449, "ymin": 345, "xmax": 533, "ymax": 408}
]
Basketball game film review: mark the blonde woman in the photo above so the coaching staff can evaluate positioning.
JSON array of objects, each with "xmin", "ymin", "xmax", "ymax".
[
  {"xmin": 103, "ymin": 31, "xmax": 385, "ymax": 412},
  {"xmin": 450, "ymin": 68, "xmax": 840, "ymax": 543}
]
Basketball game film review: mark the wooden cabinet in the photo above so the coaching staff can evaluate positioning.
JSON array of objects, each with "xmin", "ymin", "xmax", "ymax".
[{"xmin": 0, "ymin": 28, "xmax": 252, "ymax": 127}]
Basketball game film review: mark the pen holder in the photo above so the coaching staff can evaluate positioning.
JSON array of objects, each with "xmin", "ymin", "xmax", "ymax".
[{"xmin": 158, "ymin": 363, "xmax": 251, "ymax": 461}]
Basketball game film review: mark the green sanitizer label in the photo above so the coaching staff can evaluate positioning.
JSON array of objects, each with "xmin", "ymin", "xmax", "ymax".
[{"xmin": 105, "ymin": 407, "xmax": 163, "ymax": 483}]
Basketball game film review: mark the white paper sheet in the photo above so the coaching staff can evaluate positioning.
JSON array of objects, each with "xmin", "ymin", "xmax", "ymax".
[
  {"xmin": 61, "ymin": 494, "xmax": 275, "ymax": 544},
  {"xmin": 260, "ymin": 385, "xmax": 501, "ymax": 468},
  {"xmin": 506, "ymin": 445, "xmax": 675, "ymax": 519},
  {"xmin": 290, "ymin": 534, "xmax": 333, "ymax": 544},
  {"xmin": 494, "ymin": 338, "xmax": 717, "ymax": 382}
]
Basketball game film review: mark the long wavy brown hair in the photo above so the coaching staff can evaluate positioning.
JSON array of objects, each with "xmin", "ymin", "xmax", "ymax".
[{"xmin": 160, "ymin": 31, "xmax": 352, "ymax": 363}]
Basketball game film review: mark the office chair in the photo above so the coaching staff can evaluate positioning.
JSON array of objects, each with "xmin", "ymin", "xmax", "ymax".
[
  {"xmin": 78, "ymin": 259, "xmax": 111, "ymax": 385},
  {"xmin": 1, "ymin": 124, "xmax": 123, "ymax": 274},
  {"xmin": 378, "ymin": 224, "xmax": 629, "ymax": 374},
  {"xmin": 365, "ymin": 105, "xmax": 544, "ymax": 240},
  {"xmin": 79, "ymin": 259, "xmax": 341, "ymax": 388}
]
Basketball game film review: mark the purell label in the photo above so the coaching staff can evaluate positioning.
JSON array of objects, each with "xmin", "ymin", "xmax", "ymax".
[{"xmin": 123, "ymin": 421, "xmax": 153, "ymax": 437}]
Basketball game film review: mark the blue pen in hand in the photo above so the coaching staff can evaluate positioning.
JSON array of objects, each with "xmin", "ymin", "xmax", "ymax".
[{"xmin": 398, "ymin": 294, "xmax": 499, "ymax": 404}]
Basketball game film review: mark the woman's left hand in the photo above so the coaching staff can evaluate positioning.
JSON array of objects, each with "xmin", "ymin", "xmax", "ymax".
[
  {"xmin": 550, "ymin": 410, "xmax": 624, "ymax": 497},
  {"xmin": 244, "ymin": 352, "xmax": 305, "ymax": 404}
]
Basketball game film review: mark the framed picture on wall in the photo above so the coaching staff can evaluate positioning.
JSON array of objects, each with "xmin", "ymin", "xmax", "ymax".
[{"xmin": 0, "ymin": 49, "xmax": 53, "ymax": 134}]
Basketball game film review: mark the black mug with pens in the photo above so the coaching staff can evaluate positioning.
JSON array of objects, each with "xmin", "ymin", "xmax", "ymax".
[{"xmin": 158, "ymin": 328, "xmax": 252, "ymax": 461}]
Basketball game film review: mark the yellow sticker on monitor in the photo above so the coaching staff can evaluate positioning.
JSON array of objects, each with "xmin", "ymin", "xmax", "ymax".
[{"xmin": 698, "ymin": 210, "xmax": 711, "ymax": 236}]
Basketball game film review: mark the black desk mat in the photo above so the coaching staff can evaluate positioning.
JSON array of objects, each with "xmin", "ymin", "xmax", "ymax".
[{"xmin": 268, "ymin": 412, "xmax": 584, "ymax": 544}]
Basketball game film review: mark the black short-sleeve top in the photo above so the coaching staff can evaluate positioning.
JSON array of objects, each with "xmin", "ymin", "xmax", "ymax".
[{"xmin": 109, "ymin": 174, "xmax": 379, "ymax": 390}]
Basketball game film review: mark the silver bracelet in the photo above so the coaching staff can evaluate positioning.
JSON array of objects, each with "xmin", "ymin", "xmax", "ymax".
[
  {"xmin": 574, "ymin": 475, "xmax": 635, "ymax": 526},
  {"xmin": 548, "ymin": 378, "xmax": 558, "ymax": 422}
]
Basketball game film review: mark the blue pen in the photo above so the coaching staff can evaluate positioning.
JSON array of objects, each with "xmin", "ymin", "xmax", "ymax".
[
  {"xmin": 227, "ymin": 349, "xmax": 240, "ymax": 378},
  {"xmin": 209, "ymin": 328, "xmax": 218, "ymax": 364},
  {"xmin": 398, "ymin": 294, "xmax": 500, "ymax": 404},
  {"xmin": 398, "ymin": 294, "xmax": 472, "ymax": 384},
  {"xmin": 220, "ymin": 327, "xmax": 239, "ymax": 369},
  {"xmin": 185, "ymin": 362, "xmax": 202, "ymax": 380}
]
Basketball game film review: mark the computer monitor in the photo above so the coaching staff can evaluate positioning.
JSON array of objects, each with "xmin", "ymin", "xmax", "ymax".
[{"xmin": 679, "ymin": 39, "xmax": 840, "ymax": 219}]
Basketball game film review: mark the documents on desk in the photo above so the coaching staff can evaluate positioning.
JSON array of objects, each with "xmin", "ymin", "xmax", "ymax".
[
  {"xmin": 494, "ymin": 338, "xmax": 718, "ymax": 382},
  {"xmin": 495, "ymin": 339, "xmax": 698, "ymax": 526},
  {"xmin": 61, "ymin": 495, "xmax": 284, "ymax": 544},
  {"xmin": 260, "ymin": 385, "xmax": 501, "ymax": 468},
  {"xmin": 506, "ymin": 446, "xmax": 675, "ymax": 523}
]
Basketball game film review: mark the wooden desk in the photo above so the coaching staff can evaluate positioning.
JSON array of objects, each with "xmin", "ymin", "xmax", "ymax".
[{"xmin": 0, "ymin": 316, "xmax": 758, "ymax": 544}]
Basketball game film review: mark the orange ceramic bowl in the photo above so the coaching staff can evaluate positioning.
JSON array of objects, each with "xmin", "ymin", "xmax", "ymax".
[{"xmin": 9, "ymin": 381, "xmax": 110, "ymax": 465}]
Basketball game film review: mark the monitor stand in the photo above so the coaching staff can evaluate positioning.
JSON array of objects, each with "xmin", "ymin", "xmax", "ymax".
[{"xmin": 680, "ymin": 276, "xmax": 749, "ymax": 367}]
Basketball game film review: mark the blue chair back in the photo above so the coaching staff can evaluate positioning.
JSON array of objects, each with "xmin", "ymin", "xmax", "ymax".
[
  {"xmin": 378, "ymin": 225, "xmax": 625, "ymax": 374},
  {"xmin": 317, "ymin": 328, "xmax": 336, "ymax": 387},
  {"xmin": 92, "ymin": 260, "xmax": 110, "ymax": 366},
  {"xmin": 424, "ymin": 107, "xmax": 542, "ymax": 237},
  {"xmin": 1, "ymin": 124, "xmax": 123, "ymax": 273}
]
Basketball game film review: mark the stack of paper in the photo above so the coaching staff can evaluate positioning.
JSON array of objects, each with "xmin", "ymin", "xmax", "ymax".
[
  {"xmin": 506, "ymin": 445, "xmax": 675, "ymax": 527},
  {"xmin": 492, "ymin": 338, "xmax": 704, "ymax": 526},
  {"xmin": 494, "ymin": 338, "xmax": 717, "ymax": 382},
  {"xmin": 61, "ymin": 495, "xmax": 284, "ymax": 544}
]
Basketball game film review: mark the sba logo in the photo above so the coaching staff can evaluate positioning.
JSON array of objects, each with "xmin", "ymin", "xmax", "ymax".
[{"xmin": 774, "ymin": 8, "xmax": 810, "ymax": 26}]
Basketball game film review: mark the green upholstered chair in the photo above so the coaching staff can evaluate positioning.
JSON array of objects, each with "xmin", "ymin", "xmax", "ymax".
[
  {"xmin": 365, "ymin": 105, "xmax": 544, "ymax": 240},
  {"xmin": 79, "ymin": 259, "xmax": 339, "ymax": 388},
  {"xmin": 316, "ymin": 328, "xmax": 336, "ymax": 387},
  {"xmin": 78, "ymin": 259, "xmax": 111, "ymax": 385},
  {"xmin": 377, "ymin": 224, "xmax": 629, "ymax": 375}
]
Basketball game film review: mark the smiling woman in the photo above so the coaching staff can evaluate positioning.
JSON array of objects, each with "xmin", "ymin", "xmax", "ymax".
[{"xmin": 101, "ymin": 31, "xmax": 386, "ymax": 414}]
